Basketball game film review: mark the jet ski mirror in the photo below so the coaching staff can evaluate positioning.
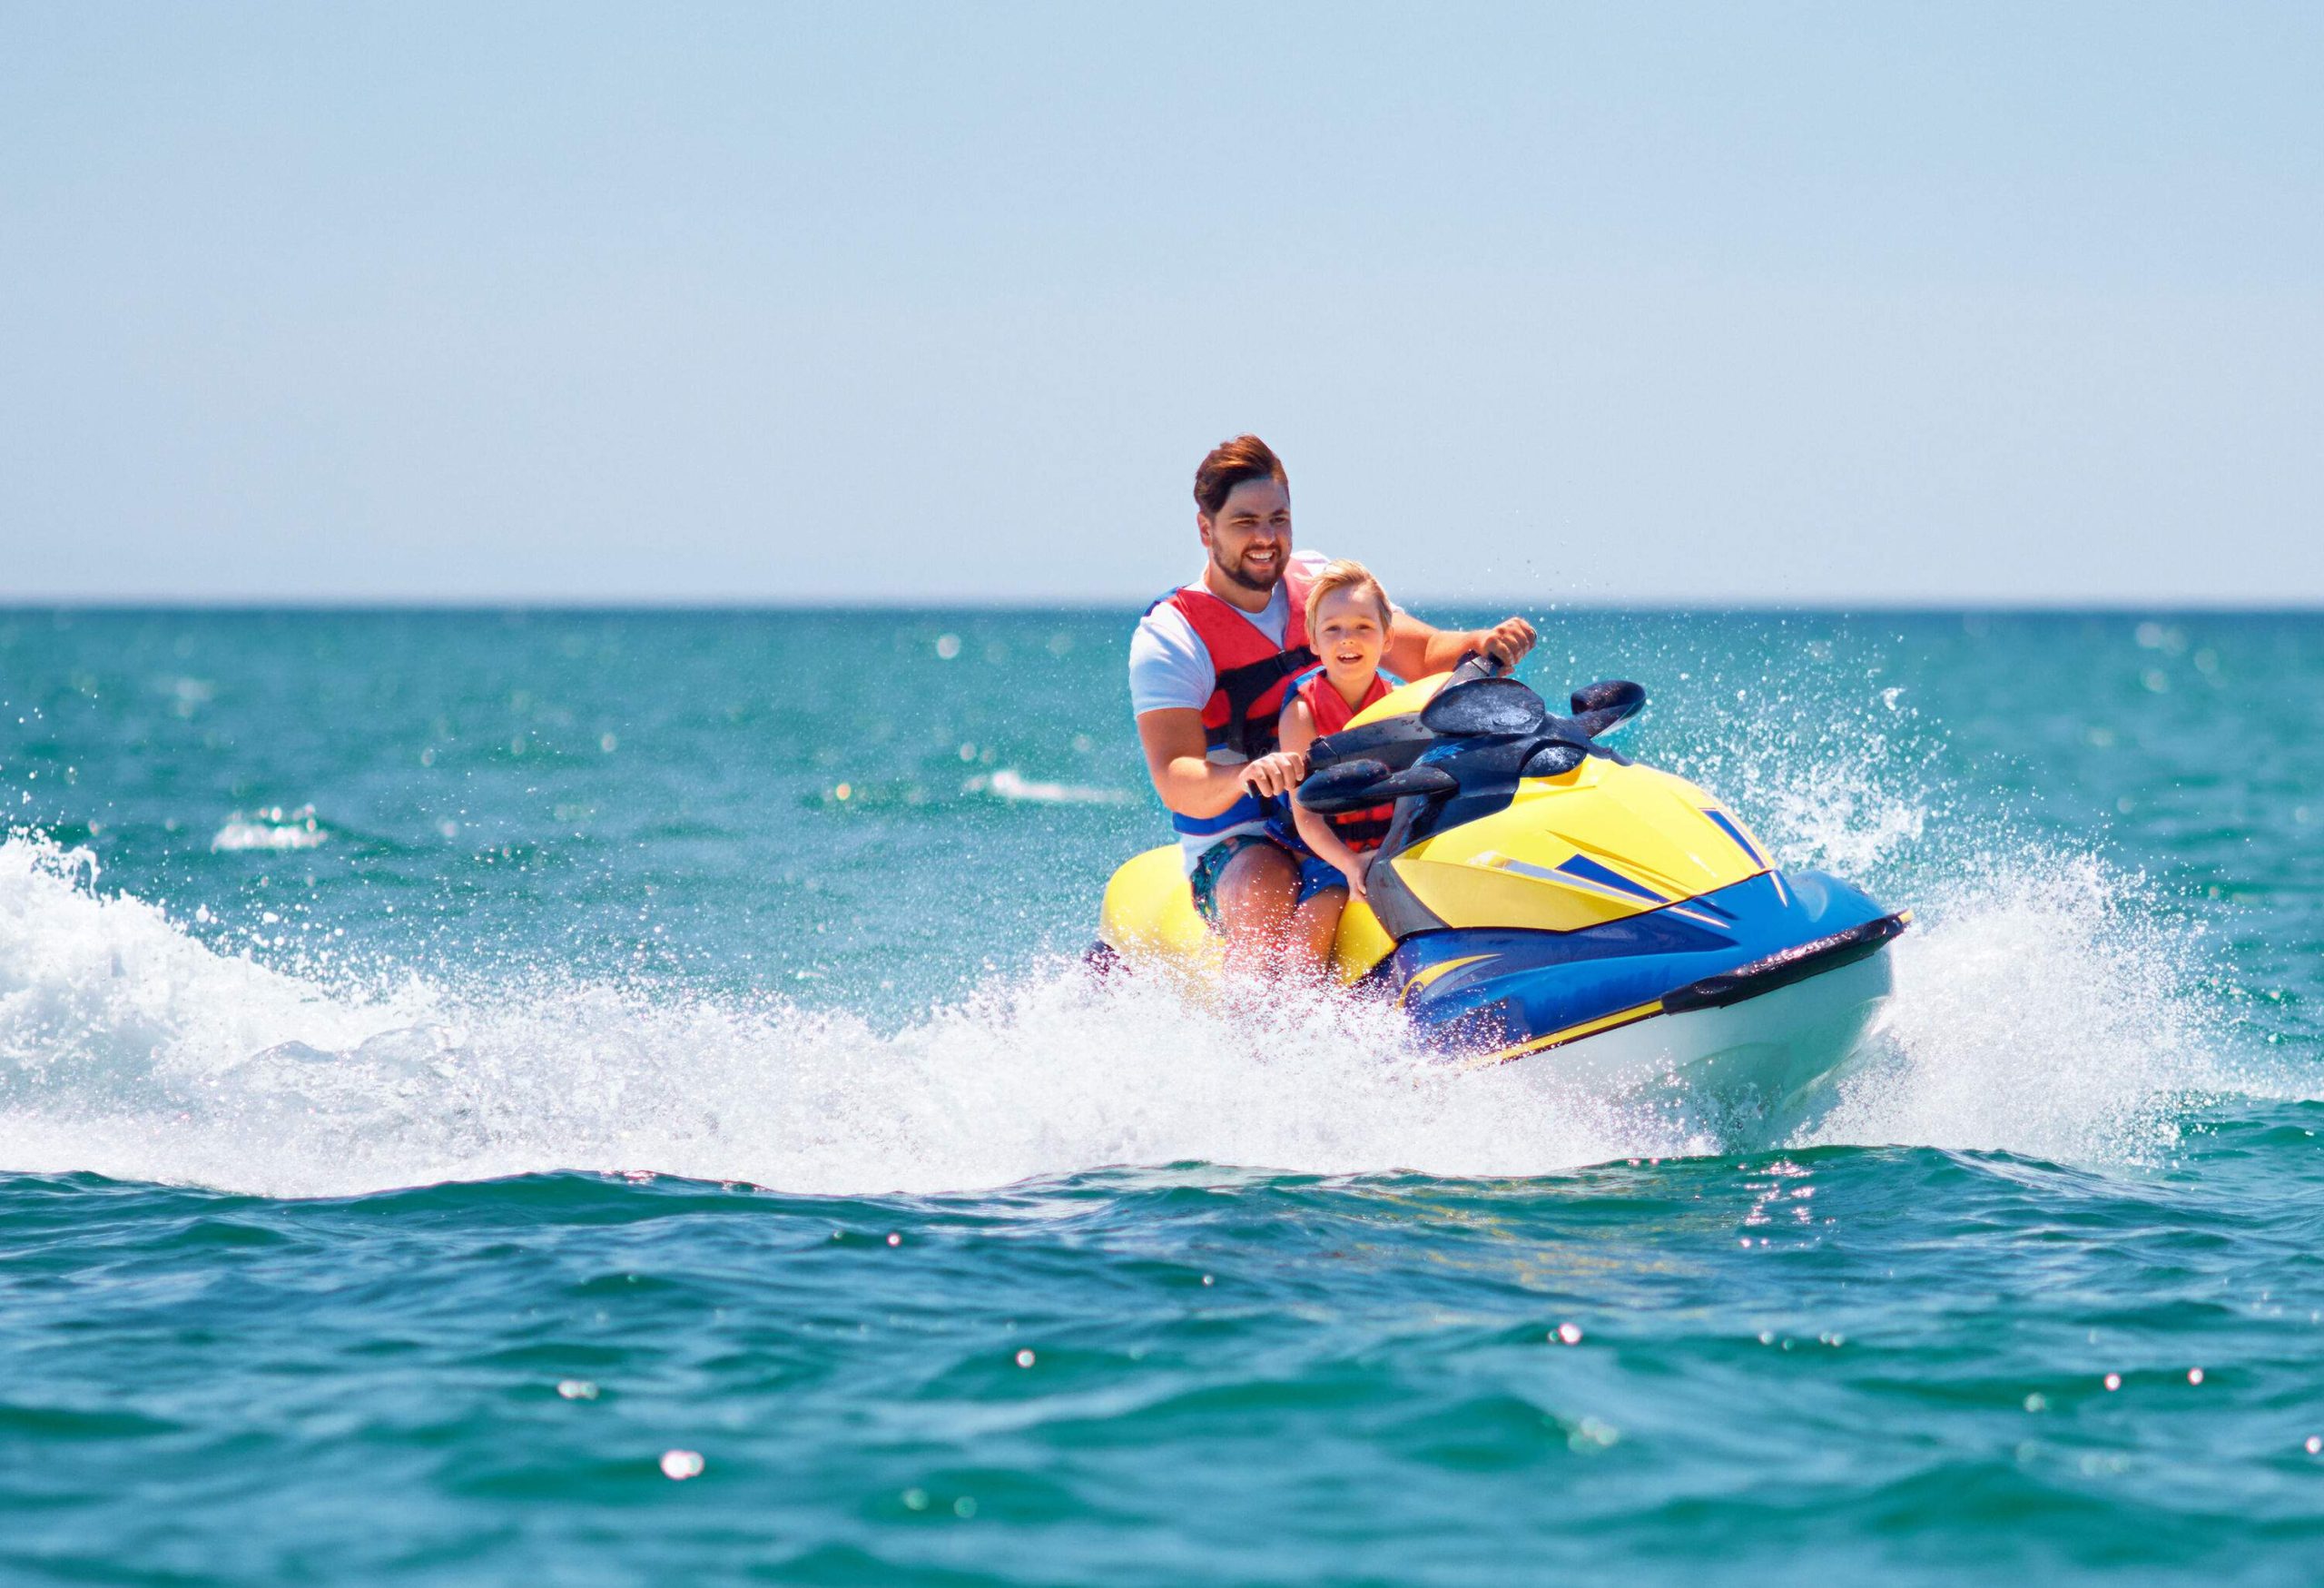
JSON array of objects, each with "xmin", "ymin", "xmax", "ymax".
[
  {"xmin": 1568, "ymin": 679, "xmax": 1647, "ymax": 738},
  {"xmin": 1419, "ymin": 677, "xmax": 1547, "ymax": 738},
  {"xmin": 1522, "ymin": 743, "xmax": 1587, "ymax": 778},
  {"xmin": 1301, "ymin": 714, "xmax": 1437, "ymax": 777}
]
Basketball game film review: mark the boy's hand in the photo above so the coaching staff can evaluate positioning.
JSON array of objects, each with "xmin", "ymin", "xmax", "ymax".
[
  {"xmin": 1239, "ymin": 750, "xmax": 1308, "ymax": 800},
  {"xmin": 1344, "ymin": 852, "xmax": 1372, "ymax": 902}
]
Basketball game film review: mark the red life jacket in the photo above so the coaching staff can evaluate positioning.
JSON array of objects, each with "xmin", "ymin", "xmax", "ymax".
[
  {"xmin": 1158, "ymin": 564, "xmax": 1317, "ymax": 761},
  {"xmin": 1301, "ymin": 666, "xmax": 1392, "ymax": 737},
  {"xmin": 1295, "ymin": 668, "xmax": 1396, "ymax": 852}
]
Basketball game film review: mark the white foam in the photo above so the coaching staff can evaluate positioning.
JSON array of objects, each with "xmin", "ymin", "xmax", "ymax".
[
  {"xmin": 0, "ymin": 804, "xmax": 2247, "ymax": 1198},
  {"xmin": 963, "ymin": 768, "xmax": 1131, "ymax": 805},
  {"xmin": 1797, "ymin": 854, "xmax": 2224, "ymax": 1167},
  {"xmin": 0, "ymin": 833, "xmax": 1687, "ymax": 1197},
  {"xmin": 1664, "ymin": 705, "xmax": 1930, "ymax": 882},
  {"xmin": 211, "ymin": 805, "xmax": 329, "ymax": 852},
  {"xmin": 1658, "ymin": 690, "xmax": 2241, "ymax": 1166}
]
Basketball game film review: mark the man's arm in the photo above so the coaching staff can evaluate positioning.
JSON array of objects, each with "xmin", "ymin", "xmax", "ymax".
[
  {"xmin": 1136, "ymin": 709, "xmax": 1267, "ymax": 818},
  {"xmin": 1383, "ymin": 612, "xmax": 1538, "ymax": 681}
]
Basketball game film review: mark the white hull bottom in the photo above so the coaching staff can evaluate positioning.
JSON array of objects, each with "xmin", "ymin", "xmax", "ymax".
[{"xmin": 1502, "ymin": 950, "xmax": 1894, "ymax": 1123}]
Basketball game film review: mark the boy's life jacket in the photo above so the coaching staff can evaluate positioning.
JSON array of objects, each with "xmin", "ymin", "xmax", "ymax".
[{"xmin": 1288, "ymin": 666, "xmax": 1397, "ymax": 853}]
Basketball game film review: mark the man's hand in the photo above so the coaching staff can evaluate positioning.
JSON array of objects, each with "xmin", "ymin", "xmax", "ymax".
[
  {"xmin": 1480, "ymin": 616, "xmax": 1537, "ymax": 668},
  {"xmin": 1238, "ymin": 750, "xmax": 1308, "ymax": 799},
  {"xmin": 1387, "ymin": 609, "xmax": 1541, "ymax": 682}
]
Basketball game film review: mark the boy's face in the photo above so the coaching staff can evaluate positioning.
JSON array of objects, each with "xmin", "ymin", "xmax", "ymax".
[{"xmin": 1314, "ymin": 587, "xmax": 1387, "ymax": 686}]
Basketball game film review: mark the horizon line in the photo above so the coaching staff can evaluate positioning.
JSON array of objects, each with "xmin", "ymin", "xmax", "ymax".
[{"xmin": 2, "ymin": 597, "xmax": 2319, "ymax": 618}]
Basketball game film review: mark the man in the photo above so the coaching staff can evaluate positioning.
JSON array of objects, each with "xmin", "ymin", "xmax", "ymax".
[{"xmin": 1129, "ymin": 435, "xmax": 1536, "ymax": 979}]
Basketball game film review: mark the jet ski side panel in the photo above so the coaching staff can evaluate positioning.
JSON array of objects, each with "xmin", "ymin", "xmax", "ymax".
[
  {"xmin": 1385, "ymin": 760, "xmax": 1774, "ymax": 936},
  {"xmin": 1098, "ymin": 843, "xmax": 1397, "ymax": 986},
  {"xmin": 1376, "ymin": 870, "xmax": 1902, "ymax": 1065},
  {"xmin": 1097, "ymin": 845, "xmax": 1223, "ymax": 981}
]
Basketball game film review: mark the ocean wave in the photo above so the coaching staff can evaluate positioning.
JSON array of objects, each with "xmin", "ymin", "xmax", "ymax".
[
  {"xmin": 962, "ymin": 768, "xmax": 1131, "ymax": 805},
  {"xmin": 1802, "ymin": 853, "xmax": 2230, "ymax": 1166},
  {"xmin": 211, "ymin": 805, "xmax": 330, "ymax": 853},
  {"xmin": 0, "ymin": 816, "xmax": 2247, "ymax": 1199},
  {"xmin": 0, "ymin": 829, "xmax": 1671, "ymax": 1197}
]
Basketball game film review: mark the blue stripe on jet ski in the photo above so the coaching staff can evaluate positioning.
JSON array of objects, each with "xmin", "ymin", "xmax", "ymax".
[
  {"xmin": 1381, "ymin": 869, "xmax": 1896, "ymax": 1059},
  {"xmin": 1702, "ymin": 808, "xmax": 1766, "ymax": 867},
  {"xmin": 1555, "ymin": 853, "xmax": 1666, "ymax": 902}
]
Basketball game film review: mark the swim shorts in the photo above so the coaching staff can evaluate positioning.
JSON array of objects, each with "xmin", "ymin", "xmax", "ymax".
[
  {"xmin": 1190, "ymin": 835, "xmax": 1348, "ymax": 927},
  {"xmin": 1295, "ymin": 854, "xmax": 1349, "ymax": 904},
  {"xmin": 1189, "ymin": 834, "xmax": 1288, "ymax": 927}
]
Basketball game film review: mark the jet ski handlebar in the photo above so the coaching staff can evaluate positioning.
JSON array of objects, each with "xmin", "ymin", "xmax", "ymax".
[
  {"xmin": 1295, "ymin": 665, "xmax": 1648, "ymax": 816},
  {"xmin": 1447, "ymin": 648, "xmax": 1510, "ymax": 685}
]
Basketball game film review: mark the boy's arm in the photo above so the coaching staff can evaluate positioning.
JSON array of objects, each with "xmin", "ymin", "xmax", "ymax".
[
  {"xmin": 1283, "ymin": 697, "xmax": 1370, "ymax": 893},
  {"xmin": 1291, "ymin": 799, "xmax": 1371, "ymax": 898},
  {"xmin": 1277, "ymin": 695, "xmax": 1318, "ymax": 755}
]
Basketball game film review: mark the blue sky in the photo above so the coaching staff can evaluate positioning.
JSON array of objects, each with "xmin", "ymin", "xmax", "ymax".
[{"xmin": 3, "ymin": 2, "xmax": 2318, "ymax": 605}]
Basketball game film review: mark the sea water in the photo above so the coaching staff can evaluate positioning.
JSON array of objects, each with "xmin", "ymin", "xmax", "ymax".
[{"xmin": 0, "ymin": 608, "xmax": 2316, "ymax": 1583}]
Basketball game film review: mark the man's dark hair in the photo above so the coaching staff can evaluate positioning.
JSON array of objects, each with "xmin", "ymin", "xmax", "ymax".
[{"xmin": 1193, "ymin": 435, "xmax": 1288, "ymax": 519}]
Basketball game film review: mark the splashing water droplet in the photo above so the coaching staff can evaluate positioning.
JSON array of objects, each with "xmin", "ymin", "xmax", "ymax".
[
  {"xmin": 659, "ymin": 1449, "xmax": 704, "ymax": 1480},
  {"xmin": 0, "ymin": 814, "xmax": 2239, "ymax": 1201}
]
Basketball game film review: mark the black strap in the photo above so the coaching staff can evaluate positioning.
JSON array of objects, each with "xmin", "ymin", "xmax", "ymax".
[{"xmin": 1204, "ymin": 645, "xmax": 1317, "ymax": 759}]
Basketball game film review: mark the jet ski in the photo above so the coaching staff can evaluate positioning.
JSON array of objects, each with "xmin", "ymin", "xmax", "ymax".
[{"xmin": 1095, "ymin": 656, "xmax": 1907, "ymax": 1115}]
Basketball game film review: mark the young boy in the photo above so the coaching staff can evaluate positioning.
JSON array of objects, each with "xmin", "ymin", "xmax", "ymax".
[{"xmin": 1272, "ymin": 559, "xmax": 1401, "ymax": 971}]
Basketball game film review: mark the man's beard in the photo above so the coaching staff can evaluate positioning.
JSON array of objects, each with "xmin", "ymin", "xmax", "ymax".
[{"xmin": 1214, "ymin": 544, "xmax": 1284, "ymax": 595}]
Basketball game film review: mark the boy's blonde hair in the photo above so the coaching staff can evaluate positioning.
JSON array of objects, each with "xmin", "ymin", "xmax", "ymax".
[{"xmin": 1304, "ymin": 558, "xmax": 1392, "ymax": 637}]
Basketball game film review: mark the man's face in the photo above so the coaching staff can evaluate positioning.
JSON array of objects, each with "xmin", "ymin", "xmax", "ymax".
[{"xmin": 1197, "ymin": 477, "xmax": 1292, "ymax": 594}]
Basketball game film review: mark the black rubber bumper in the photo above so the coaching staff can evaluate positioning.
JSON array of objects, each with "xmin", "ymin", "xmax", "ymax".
[{"xmin": 1659, "ymin": 912, "xmax": 1909, "ymax": 1014}]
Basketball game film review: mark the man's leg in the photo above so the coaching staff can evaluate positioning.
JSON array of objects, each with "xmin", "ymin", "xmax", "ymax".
[{"xmin": 1213, "ymin": 840, "xmax": 1300, "ymax": 981}]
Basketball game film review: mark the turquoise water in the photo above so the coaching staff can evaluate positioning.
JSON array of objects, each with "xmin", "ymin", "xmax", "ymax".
[{"xmin": 1, "ymin": 608, "xmax": 2318, "ymax": 1583}]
